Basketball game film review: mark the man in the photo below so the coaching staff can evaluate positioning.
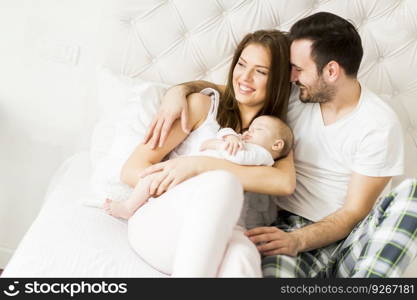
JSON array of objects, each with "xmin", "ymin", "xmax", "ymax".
[{"xmin": 142, "ymin": 12, "xmax": 417, "ymax": 277}]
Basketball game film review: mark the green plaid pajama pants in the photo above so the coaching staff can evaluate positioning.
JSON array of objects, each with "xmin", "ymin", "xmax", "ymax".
[{"xmin": 262, "ymin": 179, "xmax": 417, "ymax": 278}]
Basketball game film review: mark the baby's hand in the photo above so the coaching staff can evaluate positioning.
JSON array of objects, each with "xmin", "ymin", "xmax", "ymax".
[{"xmin": 223, "ymin": 135, "xmax": 244, "ymax": 156}]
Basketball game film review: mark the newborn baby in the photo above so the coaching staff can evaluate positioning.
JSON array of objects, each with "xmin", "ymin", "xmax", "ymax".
[{"xmin": 200, "ymin": 115, "xmax": 293, "ymax": 164}]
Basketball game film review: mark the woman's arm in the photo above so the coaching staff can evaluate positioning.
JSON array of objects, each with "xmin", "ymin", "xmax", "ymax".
[
  {"xmin": 196, "ymin": 152, "xmax": 296, "ymax": 195},
  {"xmin": 144, "ymin": 81, "xmax": 226, "ymax": 148},
  {"xmin": 141, "ymin": 151, "xmax": 296, "ymax": 196},
  {"xmin": 121, "ymin": 93, "xmax": 211, "ymax": 188}
]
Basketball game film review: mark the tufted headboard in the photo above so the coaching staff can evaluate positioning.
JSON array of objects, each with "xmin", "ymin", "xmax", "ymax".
[{"xmin": 101, "ymin": 0, "xmax": 417, "ymax": 184}]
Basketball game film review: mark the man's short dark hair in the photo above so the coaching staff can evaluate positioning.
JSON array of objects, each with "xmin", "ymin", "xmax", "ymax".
[{"xmin": 289, "ymin": 12, "xmax": 363, "ymax": 77}]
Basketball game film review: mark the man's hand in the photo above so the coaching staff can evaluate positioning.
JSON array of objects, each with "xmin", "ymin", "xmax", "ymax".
[
  {"xmin": 245, "ymin": 226, "xmax": 302, "ymax": 257},
  {"xmin": 143, "ymin": 86, "xmax": 190, "ymax": 149},
  {"xmin": 223, "ymin": 135, "xmax": 244, "ymax": 156}
]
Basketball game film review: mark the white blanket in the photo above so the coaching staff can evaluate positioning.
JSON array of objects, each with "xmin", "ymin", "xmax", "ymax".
[{"xmin": 3, "ymin": 151, "xmax": 165, "ymax": 277}]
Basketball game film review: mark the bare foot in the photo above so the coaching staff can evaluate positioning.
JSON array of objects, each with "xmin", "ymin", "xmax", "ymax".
[{"xmin": 103, "ymin": 198, "xmax": 134, "ymax": 220}]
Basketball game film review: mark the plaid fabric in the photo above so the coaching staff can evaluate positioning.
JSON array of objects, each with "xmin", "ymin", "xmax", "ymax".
[{"xmin": 262, "ymin": 179, "xmax": 417, "ymax": 278}]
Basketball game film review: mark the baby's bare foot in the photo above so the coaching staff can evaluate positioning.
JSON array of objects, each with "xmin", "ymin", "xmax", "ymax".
[{"xmin": 103, "ymin": 198, "xmax": 133, "ymax": 220}]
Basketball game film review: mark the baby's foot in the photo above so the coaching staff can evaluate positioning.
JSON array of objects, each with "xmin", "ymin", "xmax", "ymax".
[{"xmin": 103, "ymin": 199, "xmax": 134, "ymax": 220}]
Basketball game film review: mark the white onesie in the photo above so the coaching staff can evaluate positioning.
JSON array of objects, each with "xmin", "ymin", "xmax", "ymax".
[
  {"xmin": 200, "ymin": 128, "xmax": 275, "ymax": 167},
  {"xmin": 169, "ymin": 88, "xmax": 277, "ymax": 229}
]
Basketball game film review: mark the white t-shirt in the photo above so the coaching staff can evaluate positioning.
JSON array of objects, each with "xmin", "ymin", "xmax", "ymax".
[{"xmin": 276, "ymin": 84, "xmax": 404, "ymax": 222}]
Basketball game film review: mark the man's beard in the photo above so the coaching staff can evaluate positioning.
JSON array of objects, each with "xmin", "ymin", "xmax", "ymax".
[{"xmin": 296, "ymin": 78, "xmax": 335, "ymax": 104}]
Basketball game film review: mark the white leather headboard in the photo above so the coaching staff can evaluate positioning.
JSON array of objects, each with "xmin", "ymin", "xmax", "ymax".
[{"xmin": 101, "ymin": 0, "xmax": 417, "ymax": 184}]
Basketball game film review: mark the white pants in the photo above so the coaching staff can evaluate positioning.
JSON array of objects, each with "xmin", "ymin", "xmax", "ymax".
[{"xmin": 127, "ymin": 170, "xmax": 262, "ymax": 277}]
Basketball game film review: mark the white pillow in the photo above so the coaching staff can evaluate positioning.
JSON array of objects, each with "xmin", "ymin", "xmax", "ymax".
[{"xmin": 83, "ymin": 67, "xmax": 169, "ymax": 208}]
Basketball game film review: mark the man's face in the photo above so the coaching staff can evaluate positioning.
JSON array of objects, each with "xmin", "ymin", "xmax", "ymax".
[{"xmin": 290, "ymin": 39, "xmax": 334, "ymax": 103}]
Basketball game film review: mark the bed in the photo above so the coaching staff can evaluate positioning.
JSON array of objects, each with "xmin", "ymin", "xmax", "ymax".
[
  {"xmin": 3, "ymin": 151, "xmax": 166, "ymax": 277},
  {"xmin": 3, "ymin": 0, "xmax": 417, "ymax": 277}
]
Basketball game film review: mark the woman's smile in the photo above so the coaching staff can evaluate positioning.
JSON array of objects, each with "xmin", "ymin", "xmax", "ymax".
[
  {"xmin": 238, "ymin": 82, "xmax": 256, "ymax": 95},
  {"xmin": 232, "ymin": 43, "xmax": 270, "ymax": 107}
]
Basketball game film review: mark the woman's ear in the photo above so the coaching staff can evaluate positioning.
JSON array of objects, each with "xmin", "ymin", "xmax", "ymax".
[{"xmin": 272, "ymin": 139, "xmax": 284, "ymax": 152}]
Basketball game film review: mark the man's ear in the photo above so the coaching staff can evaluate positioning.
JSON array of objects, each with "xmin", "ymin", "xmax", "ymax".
[
  {"xmin": 272, "ymin": 139, "xmax": 284, "ymax": 152},
  {"xmin": 323, "ymin": 60, "xmax": 340, "ymax": 82}
]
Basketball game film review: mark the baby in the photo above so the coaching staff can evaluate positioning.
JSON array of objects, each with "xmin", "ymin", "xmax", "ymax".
[
  {"xmin": 199, "ymin": 115, "xmax": 293, "ymax": 165},
  {"xmin": 104, "ymin": 115, "xmax": 293, "ymax": 226}
]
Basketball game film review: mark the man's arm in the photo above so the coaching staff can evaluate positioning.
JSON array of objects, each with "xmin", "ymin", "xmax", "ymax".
[
  {"xmin": 247, "ymin": 173, "xmax": 391, "ymax": 256},
  {"xmin": 144, "ymin": 81, "xmax": 226, "ymax": 148},
  {"xmin": 292, "ymin": 174, "xmax": 390, "ymax": 252},
  {"xmin": 169, "ymin": 80, "xmax": 226, "ymax": 99}
]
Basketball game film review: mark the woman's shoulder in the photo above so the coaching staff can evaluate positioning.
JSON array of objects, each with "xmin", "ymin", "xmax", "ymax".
[
  {"xmin": 187, "ymin": 92, "xmax": 212, "ymax": 127},
  {"xmin": 188, "ymin": 92, "xmax": 211, "ymax": 108}
]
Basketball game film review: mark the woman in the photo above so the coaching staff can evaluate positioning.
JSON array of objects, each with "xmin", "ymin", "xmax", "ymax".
[{"xmin": 121, "ymin": 30, "xmax": 295, "ymax": 277}]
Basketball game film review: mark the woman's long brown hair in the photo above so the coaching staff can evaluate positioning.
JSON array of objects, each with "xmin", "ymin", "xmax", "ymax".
[{"xmin": 217, "ymin": 30, "xmax": 291, "ymax": 133}]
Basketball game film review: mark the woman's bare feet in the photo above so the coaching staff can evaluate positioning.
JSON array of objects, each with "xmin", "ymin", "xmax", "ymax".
[{"xmin": 103, "ymin": 199, "xmax": 134, "ymax": 220}]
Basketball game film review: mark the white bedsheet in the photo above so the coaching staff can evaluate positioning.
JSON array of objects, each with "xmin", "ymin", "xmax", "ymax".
[{"xmin": 2, "ymin": 151, "xmax": 166, "ymax": 277}]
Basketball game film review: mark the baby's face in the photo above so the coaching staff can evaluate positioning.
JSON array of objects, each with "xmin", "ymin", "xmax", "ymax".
[{"xmin": 241, "ymin": 117, "xmax": 277, "ymax": 151}]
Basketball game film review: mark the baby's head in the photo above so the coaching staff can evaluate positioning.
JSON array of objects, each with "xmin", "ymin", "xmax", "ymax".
[{"xmin": 242, "ymin": 115, "xmax": 293, "ymax": 160}]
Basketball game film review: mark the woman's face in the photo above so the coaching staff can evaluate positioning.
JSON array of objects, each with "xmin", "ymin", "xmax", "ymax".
[{"xmin": 232, "ymin": 43, "xmax": 271, "ymax": 109}]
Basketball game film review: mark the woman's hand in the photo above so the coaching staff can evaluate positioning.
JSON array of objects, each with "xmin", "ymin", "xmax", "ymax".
[
  {"xmin": 143, "ymin": 86, "xmax": 190, "ymax": 149},
  {"xmin": 245, "ymin": 226, "xmax": 302, "ymax": 257},
  {"xmin": 140, "ymin": 156, "xmax": 204, "ymax": 196}
]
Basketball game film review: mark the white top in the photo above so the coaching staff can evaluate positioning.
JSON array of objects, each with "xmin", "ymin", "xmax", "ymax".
[
  {"xmin": 276, "ymin": 84, "xmax": 404, "ymax": 222},
  {"xmin": 169, "ymin": 88, "xmax": 221, "ymax": 159}
]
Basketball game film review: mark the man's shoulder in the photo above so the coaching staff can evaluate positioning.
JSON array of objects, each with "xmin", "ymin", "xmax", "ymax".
[{"xmin": 358, "ymin": 86, "xmax": 401, "ymax": 128}]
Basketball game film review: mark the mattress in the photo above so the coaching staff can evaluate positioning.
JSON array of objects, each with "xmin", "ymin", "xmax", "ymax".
[{"xmin": 2, "ymin": 151, "xmax": 166, "ymax": 277}]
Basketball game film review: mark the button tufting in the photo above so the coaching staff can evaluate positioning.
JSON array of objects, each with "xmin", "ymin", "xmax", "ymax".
[{"xmin": 105, "ymin": 0, "xmax": 417, "ymax": 182}]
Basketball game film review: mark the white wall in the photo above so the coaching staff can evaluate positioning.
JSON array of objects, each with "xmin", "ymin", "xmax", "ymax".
[{"xmin": 0, "ymin": 0, "xmax": 105, "ymax": 268}]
